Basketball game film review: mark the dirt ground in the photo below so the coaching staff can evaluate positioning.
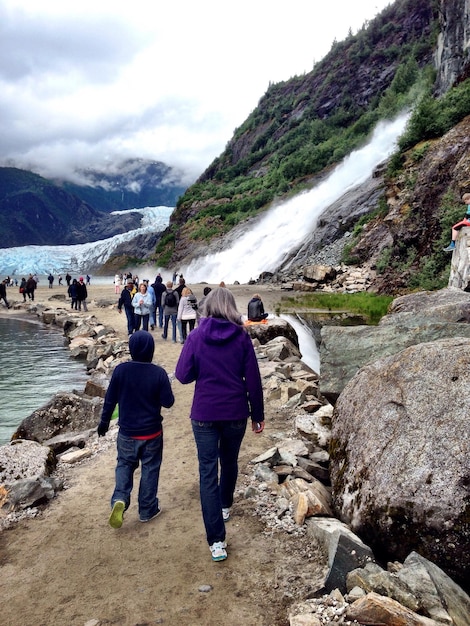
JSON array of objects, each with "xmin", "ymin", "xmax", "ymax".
[{"xmin": 0, "ymin": 281, "xmax": 327, "ymax": 626}]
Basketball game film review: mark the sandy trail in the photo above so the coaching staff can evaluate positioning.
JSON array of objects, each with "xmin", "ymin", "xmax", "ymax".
[{"xmin": 0, "ymin": 281, "xmax": 325, "ymax": 626}]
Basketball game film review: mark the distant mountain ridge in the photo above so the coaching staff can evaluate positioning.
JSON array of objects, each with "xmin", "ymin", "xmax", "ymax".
[
  {"xmin": 59, "ymin": 158, "xmax": 187, "ymax": 213},
  {"xmin": 0, "ymin": 159, "xmax": 187, "ymax": 248}
]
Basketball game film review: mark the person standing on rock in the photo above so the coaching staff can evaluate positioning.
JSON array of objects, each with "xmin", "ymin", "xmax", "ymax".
[
  {"xmin": 443, "ymin": 192, "xmax": 470, "ymax": 251},
  {"xmin": 175, "ymin": 287, "xmax": 265, "ymax": 562},
  {"xmin": 97, "ymin": 330, "xmax": 175, "ymax": 528}
]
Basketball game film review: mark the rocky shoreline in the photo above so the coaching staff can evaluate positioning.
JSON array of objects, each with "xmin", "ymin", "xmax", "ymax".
[{"xmin": 1, "ymin": 285, "xmax": 469, "ymax": 626}]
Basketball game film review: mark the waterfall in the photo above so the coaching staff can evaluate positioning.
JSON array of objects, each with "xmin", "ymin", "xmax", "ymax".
[
  {"xmin": 281, "ymin": 314, "xmax": 320, "ymax": 373},
  {"xmin": 184, "ymin": 113, "xmax": 409, "ymax": 283}
]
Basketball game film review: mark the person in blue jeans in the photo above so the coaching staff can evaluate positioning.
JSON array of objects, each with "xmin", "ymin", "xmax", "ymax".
[
  {"xmin": 161, "ymin": 281, "xmax": 179, "ymax": 342},
  {"xmin": 97, "ymin": 330, "xmax": 175, "ymax": 528},
  {"xmin": 175, "ymin": 287, "xmax": 265, "ymax": 562}
]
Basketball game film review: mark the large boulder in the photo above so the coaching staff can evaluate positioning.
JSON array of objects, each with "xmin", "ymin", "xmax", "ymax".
[
  {"xmin": 11, "ymin": 392, "xmax": 103, "ymax": 443},
  {"xmin": 245, "ymin": 316, "xmax": 299, "ymax": 347},
  {"xmin": 320, "ymin": 287, "xmax": 470, "ymax": 402},
  {"xmin": 329, "ymin": 336, "xmax": 470, "ymax": 592}
]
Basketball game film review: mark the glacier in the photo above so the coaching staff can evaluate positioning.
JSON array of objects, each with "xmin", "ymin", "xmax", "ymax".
[{"xmin": 0, "ymin": 206, "xmax": 173, "ymax": 276}]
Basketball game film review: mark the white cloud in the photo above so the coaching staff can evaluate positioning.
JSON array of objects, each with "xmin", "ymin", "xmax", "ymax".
[{"xmin": 0, "ymin": 0, "xmax": 392, "ymax": 185}]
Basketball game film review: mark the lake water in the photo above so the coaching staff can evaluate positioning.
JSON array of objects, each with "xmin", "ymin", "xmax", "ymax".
[{"xmin": 0, "ymin": 316, "xmax": 89, "ymax": 445}]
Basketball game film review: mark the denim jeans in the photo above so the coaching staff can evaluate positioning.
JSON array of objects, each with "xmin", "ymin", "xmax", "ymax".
[
  {"xmin": 156, "ymin": 304, "xmax": 164, "ymax": 328},
  {"xmin": 192, "ymin": 419, "xmax": 247, "ymax": 545},
  {"xmin": 135, "ymin": 313, "xmax": 149, "ymax": 331},
  {"xmin": 163, "ymin": 313, "xmax": 177, "ymax": 341},
  {"xmin": 124, "ymin": 307, "xmax": 135, "ymax": 335},
  {"xmin": 112, "ymin": 431, "xmax": 163, "ymax": 521}
]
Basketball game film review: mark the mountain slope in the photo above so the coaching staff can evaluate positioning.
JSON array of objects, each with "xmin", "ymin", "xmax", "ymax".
[
  {"xmin": 155, "ymin": 0, "xmax": 438, "ymax": 267},
  {"xmin": 0, "ymin": 168, "xmax": 142, "ymax": 247}
]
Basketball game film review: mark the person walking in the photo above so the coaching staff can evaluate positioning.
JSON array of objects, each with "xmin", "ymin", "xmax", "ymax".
[
  {"xmin": 0, "ymin": 279, "xmax": 10, "ymax": 308},
  {"xmin": 151, "ymin": 275, "xmax": 166, "ymax": 329},
  {"xmin": 68, "ymin": 278, "xmax": 79, "ymax": 309},
  {"xmin": 161, "ymin": 281, "xmax": 179, "ymax": 342},
  {"xmin": 97, "ymin": 330, "xmax": 175, "ymax": 528},
  {"xmin": 132, "ymin": 282, "xmax": 153, "ymax": 331},
  {"xmin": 177, "ymin": 287, "xmax": 198, "ymax": 343},
  {"xmin": 118, "ymin": 279, "xmax": 136, "ymax": 336},
  {"xmin": 19, "ymin": 277, "xmax": 27, "ymax": 302},
  {"xmin": 25, "ymin": 274, "xmax": 37, "ymax": 301},
  {"xmin": 175, "ymin": 287, "xmax": 265, "ymax": 562}
]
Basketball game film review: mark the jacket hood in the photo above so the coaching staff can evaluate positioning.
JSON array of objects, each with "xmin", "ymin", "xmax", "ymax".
[
  {"xmin": 198, "ymin": 316, "xmax": 244, "ymax": 345},
  {"xmin": 129, "ymin": 330, "xmax": 155, "ymax": 362}
]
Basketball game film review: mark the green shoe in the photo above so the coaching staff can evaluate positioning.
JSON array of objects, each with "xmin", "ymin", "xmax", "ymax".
[{"xmin": 109, "ymin": 500, "xmax": 125, "ymax": 529}]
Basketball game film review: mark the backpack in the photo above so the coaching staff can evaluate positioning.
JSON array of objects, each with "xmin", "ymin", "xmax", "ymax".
[
  {"xmin": 187, "ymin": 294, "xmax": 198, "ymax": 310},
  {"xmin": 165, "ymin": 290, "xmax": 177, "ymax": 308}
]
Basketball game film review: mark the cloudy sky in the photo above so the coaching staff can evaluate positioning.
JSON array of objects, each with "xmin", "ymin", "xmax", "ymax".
[{"xmin": 0, "ymin": 0, "xmax": 392, "ymax": 186}]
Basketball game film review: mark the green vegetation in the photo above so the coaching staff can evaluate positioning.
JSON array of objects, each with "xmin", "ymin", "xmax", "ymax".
[
  {"xmin": 279, "ymin": 292, "xmax": 393, "ymax": 325},
  {"xmin": 155, "ymin": 0, "xmax": 439, "ymax": 262}
]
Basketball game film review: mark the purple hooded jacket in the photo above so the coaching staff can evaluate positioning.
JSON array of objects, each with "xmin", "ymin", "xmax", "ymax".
[{"xmin": 175, "ymin": 317, "xmax": 264, "ymax": 423}]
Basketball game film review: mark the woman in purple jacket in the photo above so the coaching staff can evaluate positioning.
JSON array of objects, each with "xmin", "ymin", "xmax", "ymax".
[{"xmin": 175, "ymin": 287, "xmax": 265, "ymax": 562}]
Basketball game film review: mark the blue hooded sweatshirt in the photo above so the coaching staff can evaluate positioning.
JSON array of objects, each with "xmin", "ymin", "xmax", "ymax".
[
  {"xmin": 99, "ymin": 330, "xmax": 174, "ymax": 437},
  {"xmin": 175, "ymin": 317, "xmax": 264, "ymax": 424}
]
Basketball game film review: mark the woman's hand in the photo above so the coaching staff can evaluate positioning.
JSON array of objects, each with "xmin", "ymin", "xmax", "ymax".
[{"xmin": 252, "ymin": 420, "xmax": 264, "ymax": 434}]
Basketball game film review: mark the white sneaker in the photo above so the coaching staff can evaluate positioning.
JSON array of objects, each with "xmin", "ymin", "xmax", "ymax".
[
  {"xmin": 210, "ymin": 541, "xmax": 227, "ymax": 561},
  {"xmin": 222, "ymin": 507, "xmax": 230, "ymax": 522}
]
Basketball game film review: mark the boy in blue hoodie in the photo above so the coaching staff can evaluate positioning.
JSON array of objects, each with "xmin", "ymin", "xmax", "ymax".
[{"xmin": 97, "ymin": 330, "xmax": 175, "ymax": 528}]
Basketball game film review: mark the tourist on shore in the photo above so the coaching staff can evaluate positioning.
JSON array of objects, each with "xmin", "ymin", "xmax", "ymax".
[
  {"xmin": 47, "ymin": 273, "xmax": 54, "ymax": 289},
  {"xmin": 197, "ymin": 286, "xmax": 211, "ymax": 320},
  {"xmin": 0, "ymin": 279, "xmax": 11, "ymax": 308},
  {"xmin": 161, "ymin": 281, "xmax": 179, "ymax": 342},
  {"xmin": 68, "ymin": 278, "xmax": 79, "ymax": 309},
  {"xmin": 114, "ymin": 274, "xmax": 122, "ymax": 294},
  {"xmin": 76, "ymin": 277, "xmax": 88, "ymax": 311},
  {"xmin": 25, "ymin": 274, "xmax": 37, "ymax": 301},
  {"xmin": 144, "ymin": 279, "xmax": 157, "ymax": 330},
  {"xmin": 118, "ymin": 279, "xmax": 135, "ymax": 336},
  {"xmin": 151, "ymin": 275, "xmax": 166, "ymax": 329},
  {"xmin": 132, "ymin": 282, "xmax": 153, "ymax": 331},
  {"xmin": 19, "ymin": 277, "xmax": 27, "ymax": 302},
  {"xmin": 177, "ymin": 287, "xmax": 198, "ymax": 343},
  {"xmin": 247, "ymin": 294, "xmax": 269, "ymax": 322},
  {"xmin": 97, "ymin": 330, "xmax": 175, "ymax": 528},
  {"xmin": 175, "ymin": 287, "xmax": 265, "ymax": 562},
  {"xmin": 65, "ymin": 273, "xmax": 72, "ymax": 287}
]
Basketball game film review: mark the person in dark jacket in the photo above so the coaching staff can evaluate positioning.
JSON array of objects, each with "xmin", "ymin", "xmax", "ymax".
[
  {"xmin": 68, "ymin": 278, "xmax": 79, "ymax": 309},
  {"xmin": 0, "ymin": 279, "xmax": 10, "ymax": 308},
  {"xmin": 118, "ymin": 280, "xmax": 135, "ymax": 335},
  {"xmin": 76, "ymin": 276, "xmax": 88, "ymax": 311},
  {"xmin": 25, "ymin": 274, "xmax": 36, "ymax": 301},
  {"xmin": 175, "ymin": 287, "xmax": 264, "ymax": 562},
  {"xmin": 247, "ymin": 293, "xmax": 268, "ymax": 321},
  {"xmin": 151, "ymin": 275, "xmax": 167, "ymax": 329},
  {"xmin": 97, "ymin": 331, "xmax": 175, "ymax": 528}
]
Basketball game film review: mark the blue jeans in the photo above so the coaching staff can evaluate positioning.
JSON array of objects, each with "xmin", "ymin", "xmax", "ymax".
[
  {"xmin": 192, "ymin": 419, "xmax": 247, "ymax": 545},
  {"xmin": 124, "ymin": 307, "xmax": 135, "ymax": 335},
  {"xmin": 112, "ymin": 432, "xmax": 163, "ymax": 521},
  {"xmin": 156, "ymin": 303, "xmax": 164, "ymax": 327},
  {"xmin": 163, "ymin": 313, "xmax": 177, "ymax": 341}
]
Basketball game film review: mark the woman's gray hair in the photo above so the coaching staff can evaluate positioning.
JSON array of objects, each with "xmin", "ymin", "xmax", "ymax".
[{"xmin": 204, "ymin": 287, "xmax": 243, "ymax": 326}]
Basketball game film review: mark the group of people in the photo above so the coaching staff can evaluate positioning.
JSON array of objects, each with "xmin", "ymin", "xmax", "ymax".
[
  {"xmin": 117, "ymin": 274, "xmax": 211, "ymax": 341},
  {"xmin": 99, "ymin": 285, "xmax": 266, "ymax": 563},
  {"xmin": 67, "ymin": 277, "xmax": 89, "ymax": 311}
]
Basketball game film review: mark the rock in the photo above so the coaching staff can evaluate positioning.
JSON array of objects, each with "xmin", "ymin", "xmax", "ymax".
[
  {"xmin": 346, "ymin": 592, "xmax": 440, "ymax": 626},
  {"xmin": 330, "ymin": 337, "xmax": 470, "ymax": 591},
  {"xmin": 44, "ymin": 429, "xmax": 96, "ymax": 454},
  {"xmin": 245, "ymin": 317, "xmax": 299, "ymax": 347},
  {"xmin": 0, "ymin": 440, "xmax": 56, "ymax": 482},
  {"xmin": 59, "ymin": 448, "xmax": 93, "ymax": 464},
  {"xmin": 319, "ymin": 288, "xmax": 470, "ymax": 401},
  {"xmin": 12, "ymin": 392, "xmax": 103, "ymax": 443},
  {"xmin": 324, "ymin": 533, "xmax": 376, "ymax": 595},
  {"xmin": 4, "ymin": 476, "xmax": 63, "ymax": 510}
]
